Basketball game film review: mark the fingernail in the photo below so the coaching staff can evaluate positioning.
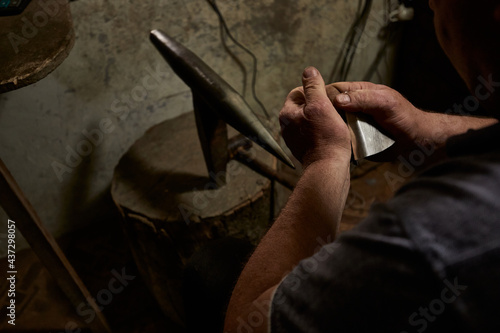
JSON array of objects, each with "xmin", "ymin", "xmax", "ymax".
[
  {"xmin": 303, "ymin": 67, "xmax": 318, "ymax": 78},
  {"xmin": 336, "ymin": 93, "xmax": 351, "ymax": 104}
]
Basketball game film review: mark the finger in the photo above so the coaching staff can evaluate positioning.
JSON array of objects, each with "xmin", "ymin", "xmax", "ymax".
[
  {"xmin": 326, "ymin": 84, "xmax": 342, "ymax": 103},
  {"xmin": 333, "ymin": 89, "xmax": 399, "ymax": 117},
  {"xmin": 282, "ymin": 87, "xmax": 305, "ymax": 114},
  {"xmin": 286, "ymin": 87, "xmax": 305, "ymax": 106},
  {"xmin": 332, "ymin": 81, "xmax": 386, "ymax": 93},
  {"xmin": 301, "ymin": 67, "xmax": 332, "ymax": 116},
  {"xmin": 302, "ymin": 67, "xmax": 328, "ymax": 103},
  {"xmin": 326, "ymin": 85, "xmax": 347, "ymax": 122},
  {"xmin": 280, "ymin": 87, "xmax": 305, "ymax": 128}
]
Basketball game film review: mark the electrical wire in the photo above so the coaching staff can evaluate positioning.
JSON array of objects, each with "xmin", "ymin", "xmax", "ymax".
[
  {"xmin": 217, "ymin": 18, "xmax": 248, "ymax": 98},
  {"xmin": 206, "ymin": 0, "xmax": 270, "ymax": 120},
  {"xmin": 328, "ymin": 0, "xmax": 374, "ymax": 83},
  {"xmin": 342, "ymin": 1, "xmax": 373, "ymax": 79},
  {"xmin": 363, "ymin": 28, "xmax": 398, "ymax": 81},
  {"xmin": 363, "ymin": 0, "xmax": 407, "ymax": 82},
  {"xmin": 340, "ymin": 0, "xmax": 373, "ymax": 81}
]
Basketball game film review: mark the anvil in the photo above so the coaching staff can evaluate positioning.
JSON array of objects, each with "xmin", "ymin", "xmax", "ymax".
[{"xmin": 150, "ymin": 30, "xmax": 294, "ymax": 185}]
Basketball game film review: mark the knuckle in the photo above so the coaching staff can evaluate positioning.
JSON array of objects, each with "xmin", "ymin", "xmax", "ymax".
[
  {"xmin": 279, "ymin": 111, "xmax": 300, "ymax": 128},
  {"xmin": 289, "ymin": 86, "xmax": 303, "ymax": 95},
  {"xmin": 278, "ymin": 113, "xmax": 292, "ymax": 126},
  {"xmin": 375, "ymin": 83, "xmax": 389, "ymax": 90},
  {"xmin": 350, "ymin": 92, "xmax": 365, "ymax": 108},
  {"xmin": 356, "ymin": 82, "xmax": 370, "ymax": 90},
  {"xmin": 287, "ymin": 88, "xmax": 305, "ymax": 103},
  {"xmin": 305, "ymin": 100, "xmax": 331, "ymax": 115},
  {"xmin": 385, "ymin": 92, "xmax": 401, "ymax": 108},
  {"xmin": 351, "ymin": 82, "xmax": 369, "ymax": 91},
  {"xmin": 278, "ymin": 112, "xmax": 290, "ymax": 124},
  {"xmin": 326, "ymin": 84, "xmax": 341, "ymax": 97},
  {"xmin": 332, "ymin": 81, "xmax": 353, "ymax": 92},
  {"xmin": 331, "ymin": 82, "xmax": 346, "ymax": 91},
  {"xmin": 303, "ymin": 81, "xmax": 318, "ymax": 92}
]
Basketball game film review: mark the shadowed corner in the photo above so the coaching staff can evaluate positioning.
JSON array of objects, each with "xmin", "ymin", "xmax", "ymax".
[
  {"xmin": 183, "ymin": 236, "xmax": 255, "ymax": 333},
  {"xmin": 58, "ymin": 120, "xmax": 103, "ymax": 232}
]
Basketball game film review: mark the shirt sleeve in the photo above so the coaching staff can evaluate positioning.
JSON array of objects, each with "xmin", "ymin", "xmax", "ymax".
[{"xmin": 269, "ymin": 203, "xmax": 463, "ymax": 333}]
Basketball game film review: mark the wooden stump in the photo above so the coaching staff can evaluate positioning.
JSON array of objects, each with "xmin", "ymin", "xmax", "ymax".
[{"xmin": 111, "ymin": 112, "xmax": 277, "ymax": 330}]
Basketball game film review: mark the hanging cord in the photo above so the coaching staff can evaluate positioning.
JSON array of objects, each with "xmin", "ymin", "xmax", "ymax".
[
  {"xmin": 362, "ymin": 21, "xmax": 401, "ymax": 82},
  {"xmin": 217, "ymin": 14, "xmax": 248, "ymax": 97},
  {"xmin": 363, "ymin": 0, "xmax": 409, "ymax": 82},
  {"xmin": 341, "ymin": 0, "xmax": 373, "ymax": 81},
  {"xmin": 206, "ymin": 0, "xmax": 270, "ymax": 120},
  {"xmin": 328, "ymin": 0, "xmax": 374, "ymax": 83}
]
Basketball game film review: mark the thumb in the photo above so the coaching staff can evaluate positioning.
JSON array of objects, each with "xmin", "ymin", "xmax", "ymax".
[
  {"xmin": 301, "ymin": 67, "xmax": 329, "ymax": 107},
  {"xmin": 333, "ymin": 89, "xmax": 396, "ymax": 117}
]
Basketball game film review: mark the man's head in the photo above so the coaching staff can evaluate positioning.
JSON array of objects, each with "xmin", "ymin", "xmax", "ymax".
[{"xmin": 429, "ymin": 0, "xmax": 500, "ymax": 112}]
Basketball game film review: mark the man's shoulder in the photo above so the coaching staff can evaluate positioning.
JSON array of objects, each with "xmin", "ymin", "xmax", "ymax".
[
  {"xmin": 379, "ymin": 152, "xmax": 500, "ymax": 282},
  {"xmin": 270, "ymin": 153, "xmax": 500, "ymax": 333},
  {"xmin": 381, "ymin": 152, "xmax": 500, "ymax": 331}
]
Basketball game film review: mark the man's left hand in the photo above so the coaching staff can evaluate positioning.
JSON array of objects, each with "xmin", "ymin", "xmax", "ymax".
[{"xmin": 279, "ymin": 67, "xmax": 351, "ymax": 168}]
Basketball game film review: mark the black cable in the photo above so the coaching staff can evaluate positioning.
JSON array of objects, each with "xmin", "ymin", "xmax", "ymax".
[
  {"xmin": 217, "ymin": 19, "xmax": 249, "ymax": 97},
  {"xmin": 340, "ymin": 0, "xmax": 373, "ymax": 81},
  {"xmin": 328, "ymin": 0, "xmax": 363, "ymax": 83},
  {"xmin": 328, "ymin": 0, "xmax": 373, "ymax": 83},
  {"xmin": 329, "ymin": 0, "xmax": 363, "ymax": 82},
  {"xmin": 362, "ymin": 21, "xmax": 401, "ymax": 82},
  {"xmin": 363, "ymin": 0, "xmax": 410, "ymax": 82},
  {"xmin": 206, "ymin": 0, "xmax": 270, "ymax": 120}
]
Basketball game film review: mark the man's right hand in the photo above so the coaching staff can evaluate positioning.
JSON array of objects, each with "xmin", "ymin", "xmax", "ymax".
[
  {"xmin": 328, "ymin": 81, "xmax": 498, "ymax": 159},
  {"xmin": 329, "ymin": 82, "xmax": 425, "ymax": 150},
  {"xmin": 327, "ymin": 82, "xmax": 498, "ymax": 155}
]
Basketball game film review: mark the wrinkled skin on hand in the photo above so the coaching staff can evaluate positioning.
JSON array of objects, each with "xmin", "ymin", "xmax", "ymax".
[
  {"xmin": 329, "ymin": 81, "xmax": 426, "ymax": 159},
  {"xmin": 279, "ymin": 67, "xmax": 351, "ymax": 168},
  {"xmin": 330, "ymin": 82, "xmax": 421, "ymax": 141}
]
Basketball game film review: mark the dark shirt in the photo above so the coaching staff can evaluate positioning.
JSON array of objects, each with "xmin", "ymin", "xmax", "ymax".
[{"xmin": 270, "ymin": 123, "xmax": 500, "ymax": 333}]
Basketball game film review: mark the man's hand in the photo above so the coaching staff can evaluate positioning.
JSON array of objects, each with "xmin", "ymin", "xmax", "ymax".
[
  {"xmin": 329, "ymin": 81, "xmax": 498, "ymax": 157},
  {"xmin": 279, "ymin": 67, "xmax": 351, "ymax": 168},
  {"xmin": 225, "ymin": 67, "xmax": 352, "ymax": 333},
  {"xmin": 330, "ymin": 82, "xmax": 423, "ymax": 150}
]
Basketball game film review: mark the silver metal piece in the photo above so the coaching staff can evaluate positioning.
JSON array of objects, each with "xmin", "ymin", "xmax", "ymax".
[{"xmin": 346, "ymin": 113, "xmax": 395, "ymax": 160}]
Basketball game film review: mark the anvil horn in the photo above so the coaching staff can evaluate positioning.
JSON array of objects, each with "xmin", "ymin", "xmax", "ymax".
[{"xmin": 150, "ymin": 29, "xmax": 294, "ymax": 169}]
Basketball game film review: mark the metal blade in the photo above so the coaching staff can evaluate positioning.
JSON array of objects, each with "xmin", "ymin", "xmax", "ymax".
[{"xmin": 346, "ymin": 113, "xmax": 395, "ymax": 160}]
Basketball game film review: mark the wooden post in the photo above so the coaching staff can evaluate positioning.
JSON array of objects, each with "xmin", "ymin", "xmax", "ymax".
[
  {"xmin": 112, "ymin": 112, "xmax": 278, "ymax": 330},
  {"xmin": 0, "ymin": 158, "xmax": 111, "ymax": 333}
]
